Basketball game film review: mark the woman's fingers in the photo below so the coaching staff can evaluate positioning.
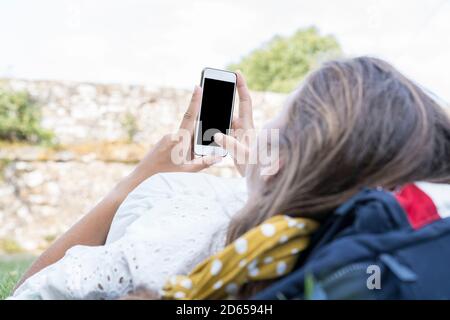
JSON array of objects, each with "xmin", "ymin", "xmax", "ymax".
[
  {"xmin": 182, "ymin": 155, "xmax": 222, "ymax": 172},
  {"xmin": 236, "ymin": 71, "xmax": 253, "ymax": 125},
  {"xmin": 179, "ymin": 85, "xmax": 202, "ymax": 133},
  {"xmin": 214, "ymin": 132, "xmax": 248, "ymax": 162},
  {"xmin": 178, "ymin": 74, "xmax": 251, "ymax": 134},
  {"xmin": 231, "ymin": 116, "xmax": 242, "ymax": 131}
]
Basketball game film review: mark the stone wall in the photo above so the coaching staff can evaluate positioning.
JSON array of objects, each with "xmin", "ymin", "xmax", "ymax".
[
  {"xmin": 2, "ymin": 79, "xmax": 285, "ymax": 145},
  {"xmin": 0, "ymin": 79, "xmax": 287, "ymax": 252}
]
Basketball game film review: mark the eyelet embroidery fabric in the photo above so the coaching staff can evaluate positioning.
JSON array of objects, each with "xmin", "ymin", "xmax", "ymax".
[{"xmin": 11, "ymin": 172, "xmax": 247, "ymax": 300}]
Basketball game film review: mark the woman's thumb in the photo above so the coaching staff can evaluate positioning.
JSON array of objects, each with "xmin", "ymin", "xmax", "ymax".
[{"xmin": 214, "ymin": 133, "xmax": 246, "ymax": 160}]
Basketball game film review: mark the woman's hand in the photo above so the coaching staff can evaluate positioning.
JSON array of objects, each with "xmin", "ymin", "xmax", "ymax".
[
  {"xmin": 132, "ymin": 85, "xmax": 222, "ymax": 182},
  {"xmin": 213, "ymin": 72, "xmax": 255, "ymax": 176},
  {"xmin": 15, "ymin": 86, "xmax": 221, "ymax": 290}
]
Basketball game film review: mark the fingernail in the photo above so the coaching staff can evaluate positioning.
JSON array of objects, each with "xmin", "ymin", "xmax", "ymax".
[{"xmin": 213, "ymin": 133, "xmax": 222, "ymax": 141}]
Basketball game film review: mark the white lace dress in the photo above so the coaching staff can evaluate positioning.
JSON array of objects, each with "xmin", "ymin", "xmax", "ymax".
[{"xmin": 11, "ymin": 172, "xmax": 247, "ymax": 299}]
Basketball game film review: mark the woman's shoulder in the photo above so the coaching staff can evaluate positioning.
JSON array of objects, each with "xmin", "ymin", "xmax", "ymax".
[
  {"xmin": 141, "ymin": 172, "xmax": 247, "ymax": 197},
  {"xmin": 106, "ymin": 172, "xmax": 247, "ymax": 244}
]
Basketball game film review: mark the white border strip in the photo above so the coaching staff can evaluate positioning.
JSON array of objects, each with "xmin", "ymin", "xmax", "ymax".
[{"xmin": 416, "ymin": 182, "xmax": 450, "ymax": 218}]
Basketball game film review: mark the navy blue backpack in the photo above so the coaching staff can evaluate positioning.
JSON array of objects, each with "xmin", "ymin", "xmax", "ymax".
[{"xmin": 253, "ymin": 187, "xmax": 450, "ymax": 300}]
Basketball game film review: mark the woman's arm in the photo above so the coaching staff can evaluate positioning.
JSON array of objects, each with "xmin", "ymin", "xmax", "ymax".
[
  {"xmin": 15, "ymin": 85, "xmax": 220, "ymax": 289},
  {"xmin": 15, "ymin": 169, "xmax": 148, "ymax": 289}
]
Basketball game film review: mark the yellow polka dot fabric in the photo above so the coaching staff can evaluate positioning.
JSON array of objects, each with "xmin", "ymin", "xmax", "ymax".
[{"xmin": 162, "ymin": 215, "xmax": 319, "ymax": 300}]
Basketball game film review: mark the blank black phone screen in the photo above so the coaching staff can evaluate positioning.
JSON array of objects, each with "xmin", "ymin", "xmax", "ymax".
[{"xmin": 197, "ymin": 78, "xmax": 235, "ymax": 146}]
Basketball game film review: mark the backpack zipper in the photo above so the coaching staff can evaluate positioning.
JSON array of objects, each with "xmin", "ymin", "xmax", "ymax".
[{"xmin": 320, "ymin": 262, "xmax": 372, "ymax": 288}]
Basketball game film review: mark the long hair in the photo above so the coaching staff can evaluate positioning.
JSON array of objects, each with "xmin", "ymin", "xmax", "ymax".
[{"xmin": 227, "ymin": 57, "xmax": 450, "ymax": 297}]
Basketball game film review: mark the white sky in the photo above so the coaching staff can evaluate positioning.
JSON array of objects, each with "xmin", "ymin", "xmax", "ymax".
[{"xmin": 0, "ymin": 0, "xmax": 449, "ymax": 102}]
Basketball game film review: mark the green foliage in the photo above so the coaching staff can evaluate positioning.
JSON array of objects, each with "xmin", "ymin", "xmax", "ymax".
[
  {"xmin": 304, "ymin": 273, "xmax": 328, "ymax": 300},
  {"xmin": 121, "ymin": 112, "xmax": 139, "ymax": 143},
  {"xmin": 0, "ymin": 159, "xmax": 11, "ymax": 182},
  {"xmin": 0, "ymin": 239, "xmax": 24, "ymax": 254},
  {"xmin": 0, "ymin": 255, "xmax": 34, "ymax": 299},
  {"xmin": 304, "ymin": 273, "xmax": 316, "ymax": 300},
  {"xmin": 228, "ymin": 27, "xmax": 341, "ymax": 93},
  {"xmin": 0, "ymin": 89, "xmax": 53, "ymax": 144}
]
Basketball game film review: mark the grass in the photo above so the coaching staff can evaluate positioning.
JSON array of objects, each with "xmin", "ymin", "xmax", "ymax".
[{"xmin": 0, "ymin": 255, "xmax": 34, "ymax": 299}]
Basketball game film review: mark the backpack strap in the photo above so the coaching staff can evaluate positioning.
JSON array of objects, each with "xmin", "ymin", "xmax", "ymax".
[{"xmin": 300, "ymin": 188, "xmax": 408, "ymax": 263}]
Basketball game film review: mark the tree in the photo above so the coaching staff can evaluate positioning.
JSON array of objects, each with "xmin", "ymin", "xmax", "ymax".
[{"xmin": 228, "ymin": 27, "xmax": 341, "ymax": 93}]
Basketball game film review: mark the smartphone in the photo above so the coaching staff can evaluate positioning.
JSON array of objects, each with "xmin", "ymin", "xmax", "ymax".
[{"xmin": 194, "ymin": 68, "xmax": 237, "ymax": 157}]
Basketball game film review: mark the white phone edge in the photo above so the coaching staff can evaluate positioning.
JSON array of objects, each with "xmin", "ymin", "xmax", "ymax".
[{"xmin": 194, "ymin": 67, "xmax": 237, "ymax": 157}]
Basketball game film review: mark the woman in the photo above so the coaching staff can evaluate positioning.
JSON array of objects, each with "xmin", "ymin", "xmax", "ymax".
[{"xmin": 12, "ymin": 57, "xmax": 450, "ymax": 299}]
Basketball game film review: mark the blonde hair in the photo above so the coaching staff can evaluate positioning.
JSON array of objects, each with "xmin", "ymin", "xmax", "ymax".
[
  {"xmin": 122, "ymin": 57, "xmax": 450, "ymax": 300},
  {"xmin": 227, "ymin": 57, "xmax": 450, "ymax": 297}
]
